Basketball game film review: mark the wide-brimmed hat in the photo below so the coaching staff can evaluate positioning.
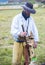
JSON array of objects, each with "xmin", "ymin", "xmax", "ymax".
[{"xmin": 22, "ymin": 2, "xmax": 36, "ymax": 14}]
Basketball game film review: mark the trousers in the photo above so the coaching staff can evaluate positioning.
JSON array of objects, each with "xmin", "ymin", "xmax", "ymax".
[{"xmin": 12, "ymin": 41, "xmax": 35, "ymax": 65}]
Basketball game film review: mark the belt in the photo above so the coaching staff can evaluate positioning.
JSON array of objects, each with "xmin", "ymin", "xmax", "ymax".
[{"xmin": 16, "ymin": 40, "xmax": 24, "ymax": 43}]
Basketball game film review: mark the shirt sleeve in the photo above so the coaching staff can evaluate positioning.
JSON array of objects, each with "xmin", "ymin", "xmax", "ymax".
[
  {"xmin": 10, "ymin": 17, "xmax": 21, "ymax": 40},
  {"xmin": 32, "ymin": 19, "xmax": 39, "ymax": 42}
]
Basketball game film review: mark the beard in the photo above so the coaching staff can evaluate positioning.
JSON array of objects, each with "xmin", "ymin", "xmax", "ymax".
[{"xmin": 22, "ymin": 11, "xmax": 30, "ymax": 20}]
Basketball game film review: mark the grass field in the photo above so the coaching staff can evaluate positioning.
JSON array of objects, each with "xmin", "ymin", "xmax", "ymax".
[{"xmin": 0, "ymin": 7, "xmax": 45, "ymax": 65}]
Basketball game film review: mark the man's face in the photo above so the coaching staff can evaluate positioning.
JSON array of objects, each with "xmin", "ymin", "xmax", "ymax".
[{"xmin": 25, "ymin": 10, "xmax": 30, "ymax": 17}]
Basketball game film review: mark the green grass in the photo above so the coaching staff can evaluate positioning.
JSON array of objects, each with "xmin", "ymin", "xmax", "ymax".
[
  {"xmin": 0, "ymin": 48, "xmax": 12, "ymax": 65},
  {"xmin": 0, "ymin": 9, "xmax": 22, "ymax": 45},
  {"xmin": 0, "ymin": 7, "xmax": 45, "ymax": 65},
  {"xmin": 29, "ymin": 0, "xmax": 35, "ymax": 3},
  {"xmin": 32, "ymin": 7, "xmax": 45, "ymax": 64}
]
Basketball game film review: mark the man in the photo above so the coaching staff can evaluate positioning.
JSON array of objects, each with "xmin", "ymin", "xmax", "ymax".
[{"xmin": 11, "ymin": 2, "xmax": 39, "ymax": 65}]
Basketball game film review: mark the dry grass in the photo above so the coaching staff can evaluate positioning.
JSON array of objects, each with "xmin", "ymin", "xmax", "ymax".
[{"xmin": 0, "ymin": 7, "xmax": 45, "ymax": 65}]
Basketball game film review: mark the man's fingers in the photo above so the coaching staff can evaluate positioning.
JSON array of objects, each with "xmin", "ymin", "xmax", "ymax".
[{"xmin": 20, "ymin": 32, "xmax": 27, "ymax": 37}]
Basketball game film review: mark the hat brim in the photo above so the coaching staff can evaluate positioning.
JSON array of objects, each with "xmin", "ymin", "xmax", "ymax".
[{"xmin": 22, "ymin": 5, "xmax": 36, "ymax": 14}]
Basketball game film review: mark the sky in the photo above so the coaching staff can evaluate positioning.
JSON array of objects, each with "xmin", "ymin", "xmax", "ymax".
[{"xmin": 0, "ymin": 0, "xmax": 8, "ymax": 2}]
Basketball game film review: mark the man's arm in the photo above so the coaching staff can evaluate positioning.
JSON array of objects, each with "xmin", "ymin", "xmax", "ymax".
[
  {"xmin": 11, "ymin": 17, "xmax": 21, "ymax": 40},
  {"xmin": 32, "ymin": 20, "xmax": 39, "ymax": 48}
]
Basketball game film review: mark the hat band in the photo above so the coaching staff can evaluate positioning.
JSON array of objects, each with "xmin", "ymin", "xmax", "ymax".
[{"xmin": 22, "ymin": 5, "xmax": 34, "ymax": 12}]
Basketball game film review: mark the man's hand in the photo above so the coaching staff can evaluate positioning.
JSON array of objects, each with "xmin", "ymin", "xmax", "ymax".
[
  {"xmin": 20, "ymin": 32, "xmax": 27, "ymax": 37},
  {"xmin": 33, "ymin": 42, "xmax": 38, "ymax": 48}
]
